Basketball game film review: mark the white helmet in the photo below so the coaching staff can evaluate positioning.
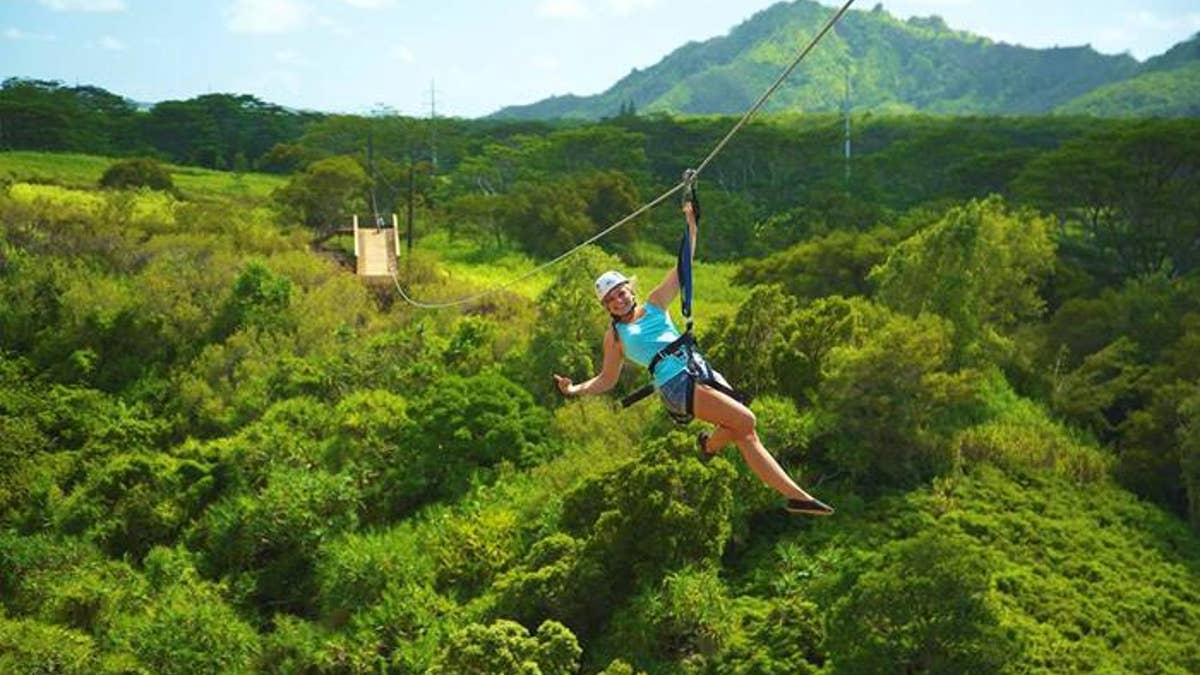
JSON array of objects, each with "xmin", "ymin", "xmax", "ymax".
[{"xmin": 594, "ymin": 270, "xmax": 630, "ymax": 303}]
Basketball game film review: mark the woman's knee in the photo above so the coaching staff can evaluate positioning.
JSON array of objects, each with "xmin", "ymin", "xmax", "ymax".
[{"xmin": 731, "ymin": 407, "xmax": 756, "ymax": 437}]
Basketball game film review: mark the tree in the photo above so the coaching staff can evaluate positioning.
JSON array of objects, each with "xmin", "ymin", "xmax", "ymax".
[
  {"xmin": 406, "ymin": 371, "xmax": 556, "ymax": 500},
  {"xmin": 209, "ymin": 261, "xmax": 294, "ymax": 342},
  {"xmin": 706, "ymin": 285, "xmax": 797, "ymax": 398},
  {"xmin": 826, "ymin": 530, "xmax": 1019, "ymax": 675},
  {"xmin": 734, "ymin": 227, "xmax": 897, "ymax": 301},
  {"xmin": 524, "ymin": 245, "xmax": 622, "ymax": 405},
  {"xmin": 1013, "ymin": 121, "xmax": 1200, "ymax": 281},
  {"xmin": 872, "ymin": 195, "xmax": 1055, "ymax": 361},
  {"xmin": 498, "ymin": 179, "xmax": 594, "ymax": 258},
  {"xmin": 818, "ymin": 309, "xmax": 979, "ymax": 488},
  {"xmin": 273, "ymin": 155, "xmax": 369, "ymax": 231}
]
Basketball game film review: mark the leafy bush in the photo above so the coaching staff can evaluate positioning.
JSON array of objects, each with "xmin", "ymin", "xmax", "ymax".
[
  {"xmin": 350, "ymin": 581, "xmax": 457, "ymax": 672},
  {"xmin": 98, "ymin": 157, "xmax": 174, "ymax": 192},
  {"xmin": 826, "ymin": 529, "xmax": 1019, "ymax": 675},
  {"xmin": 406, "ymin": 371, "xmax": 558, "ymax": 502},
  {"xmin": 427, "ymin": 619, "xmax": 581, "ymax": 675},
  {"xmin": 325, "ymin": 389, "xmax": 418, "ymax": 523},
  {"xmin": 52, "ymin": 452, "xmax": 216, "ymax": 560},
  {"xmin": 497, "ymin": 435, "xmax": 735, "ymax": 634},
  {"xmin": 0, "ymin": 615, "xmax": 101, "ymax": 675},
  {"xmin": 314, "ymin": 526, "xmax": 435, "ymax": 620},
  {"xmin": 193, "ymin": 467, "xmax": 360, "ymax": 616},
  {"xmin": 713, "ymin": 595, "xmax": 825, "ymax": 675},
  {"xmin": 706, "ymin": 285, "xmax": 797, "ymax": 399},
  {"xmin": 105, "ymin": 579, "xmax": 260, "ymax": 674},
  {"xmin": 600, "ymin": 566, "xmax": 735, "ymax": 668}
]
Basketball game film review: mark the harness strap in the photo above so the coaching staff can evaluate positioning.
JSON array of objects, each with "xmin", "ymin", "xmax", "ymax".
[{"xmin": 620, "ymin": 332, "xmax": 694, "ymax": 409}]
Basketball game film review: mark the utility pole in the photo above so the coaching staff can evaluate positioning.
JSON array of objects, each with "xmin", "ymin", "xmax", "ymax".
[
  {"xmin": 428, "ymin": 80, "xmax": 438, "ymax": 170},
  {"xmin": 406, "ymin": 158, "xmax": 415, "ymax": 255},
  {"xmin": 367, "ymin": 123, "xmax": 381, "ymax": 228},
  {"xmin": 843, "ymin": 62, "xmax": 852, "ymax": 191}
]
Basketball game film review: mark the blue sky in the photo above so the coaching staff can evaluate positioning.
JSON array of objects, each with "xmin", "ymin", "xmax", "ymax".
[{"xmin": 3, "ymin": 0, "xmax": 1199, "ymax": 118}]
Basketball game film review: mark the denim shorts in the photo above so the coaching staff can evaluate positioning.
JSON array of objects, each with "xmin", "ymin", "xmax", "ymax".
[{"xmin": 657, "ymin": 355, "xmax": 730, "ymax": 418}]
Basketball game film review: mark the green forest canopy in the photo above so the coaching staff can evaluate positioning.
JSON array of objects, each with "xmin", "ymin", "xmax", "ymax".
[{"xmin": 1, "ymin": 108, "xmax": 1199, "ymax": 673}]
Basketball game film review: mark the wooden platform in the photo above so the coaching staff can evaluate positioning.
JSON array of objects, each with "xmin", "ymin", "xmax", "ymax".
[
  {"xmin": 356, "ymin": 228, "xmax": 397, "ymax": 278},
  {"xmin": 350, "ymin": 214, "xmax": 400, "ymax": 278}
]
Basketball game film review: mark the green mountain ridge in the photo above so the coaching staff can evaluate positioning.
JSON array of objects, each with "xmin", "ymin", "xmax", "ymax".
[
  {"xmin": 1057, "ymin": 60, "xmax": 1200, "ymax": 117},
  {"xmin": 491, "ymin": 0, "xmax": 1196, "ymax": 119}
]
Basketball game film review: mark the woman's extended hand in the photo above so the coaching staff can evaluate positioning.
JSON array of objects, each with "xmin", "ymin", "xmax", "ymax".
[{"xmin": 552, "ymin": 373, "xmax": 575, "ymax": 397}]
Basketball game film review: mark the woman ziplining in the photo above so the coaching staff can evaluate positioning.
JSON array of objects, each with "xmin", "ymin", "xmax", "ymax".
[
  {"xmin": 392, "ymin": 0, "xmax": 853, "ymax": 514},
  {"xmin": 553, "ymin": 177, "xmax": 834, "ymax": 516}
]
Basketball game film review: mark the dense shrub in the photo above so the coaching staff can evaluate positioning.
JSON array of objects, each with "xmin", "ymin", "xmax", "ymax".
[
  {"xmin": 496, "ymin": 435, "xmax": 735, "ymax": 634},
  {"xmin": 0, "ymin": 615, "xmax": 101, "ymax": 675},
  {"xmin": 98, "ymin": 157, "xmax": 175, "ymax": 192},
  {"xmin": 193, "ymin": 467, "xmax": 360, "ymax": 616},
  {"xmin": 427, "ymin": 619, "xmax": 581, "ymax": 675},
  {"xmin": 826, "ymin": 529, "xmax": 1018, "ymax": 675},
  {"xmin": 105, "ymin": 581, "xmax": 260, "ymax": 674}
]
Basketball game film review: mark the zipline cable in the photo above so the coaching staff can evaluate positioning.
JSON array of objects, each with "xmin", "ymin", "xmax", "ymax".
[
  {"xmin": 392, "ymin": 182, "xmax": 686, "ymax": 308},
  {"xmin": 391, "ymin": 0, "xmax": 856, "ymax": 309}
]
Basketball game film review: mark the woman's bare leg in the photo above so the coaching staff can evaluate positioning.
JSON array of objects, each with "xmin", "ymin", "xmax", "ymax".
[
  {"xmin": 703, "ymin": 425, "xmax": 738, "ymax": 453},
  {"xmin": 691, "ymin": 384, "xmax": 815, "ymax": 501}
]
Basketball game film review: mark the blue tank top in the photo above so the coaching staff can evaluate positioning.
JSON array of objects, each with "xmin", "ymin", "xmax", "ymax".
[{"xmin": 614, "ymin": 302, "xmax": 688, "ymax": 387}]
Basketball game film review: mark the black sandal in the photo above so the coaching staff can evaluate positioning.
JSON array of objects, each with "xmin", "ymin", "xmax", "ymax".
[
  {"xmin": 697, "ymin": 431, "xmax": 717, "ymax": 463},
  {"xmin": 785, "ymin": 497, "xmax": 835, "ymax": 516}
]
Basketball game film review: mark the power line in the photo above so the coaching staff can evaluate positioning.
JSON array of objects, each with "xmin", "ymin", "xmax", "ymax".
[{"xmin": 391, "ymin": 0, "xmax": 857, "ymax": 309}]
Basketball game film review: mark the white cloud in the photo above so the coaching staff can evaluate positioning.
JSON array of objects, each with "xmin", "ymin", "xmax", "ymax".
[
  {"xmin": 275, "ymin": 49, "xmax": 310, "ymax": 66},
  {"xmin": 338, "ymin": 0, "xmax": 396, "ymax": 8},
  {"xmin": 317, "ymin": 15, "xmax": 353, "ymax": 37},
  {"xmin": 228, "ymin": 0, "xmax": 311, "ymax": 34},
  {"xmin": 531, "ymin": 54, "xmax": 561, "ymax": 71},
  {"xmin": 99, "ymin": 35, "xmax": 124, "ymax": 50},
  {"xmin": 1189, "ymin": 14, "xmax": 1200, "ymax": 30},
  {"xmin": 4, "ymin": 27, "xmax": 57, "ymax": 41},
  {"xmin": 608, "ymin": 0, "xmax": 655, "ymax": 17},
  {"xmin": 537, "ymin": 0, "xmax": 590, "ymax": 19},
  {"xmin": 1090, "ymin": 26, "xmax": 1131, "ymax": 53},
  {"xmin": 390, "ymin": 45, "xmax": 415, "ymax": 63},
  {"xmin": 1130, "ymin": 10, "xmax": 1174, "ymax": 32},
  {"xmin": 38, "ymin": 0, "xmax": 126, "ymax": 11}
]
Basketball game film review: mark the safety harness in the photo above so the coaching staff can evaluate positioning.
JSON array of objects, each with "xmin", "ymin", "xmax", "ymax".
[{"xmin": 618, "ymin": 170, "xmax": 748, "ymax": 424}]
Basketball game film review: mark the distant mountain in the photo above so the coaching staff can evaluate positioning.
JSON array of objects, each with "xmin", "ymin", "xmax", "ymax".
[
  {"xmin": 1056, "ymin": 62, "xmax": 1200, "ymax": 117},
  {"xmin": 1056, "ymin": 33, "xmax": 1200, "ymax": 117},
  {"xmin": 1139, "ymin": 32, "xmax": 1200, "ymax": 74},
  {"xmin": 490, "ymin": 0, "xmax": 1176, "ymax": 120}
]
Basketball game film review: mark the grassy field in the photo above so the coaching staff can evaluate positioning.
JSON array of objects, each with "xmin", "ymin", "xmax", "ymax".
[
  {"xmin": 0, "ymin": 151, "xmax": 285, "ymax": 202},
  {"xmin": 409, "ymin": 230, "xmax": 752, "ymax": 320}
]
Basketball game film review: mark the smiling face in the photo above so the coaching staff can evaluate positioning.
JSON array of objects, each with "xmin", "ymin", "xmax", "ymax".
[{"xmin": 603, "ymin": 282, "xmax": 635, "ymax": 318}]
